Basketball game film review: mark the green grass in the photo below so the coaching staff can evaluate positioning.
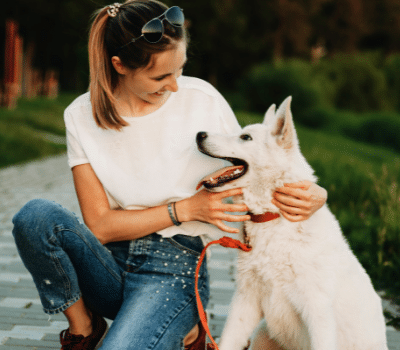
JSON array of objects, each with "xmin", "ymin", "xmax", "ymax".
[
  {"xmin": 0, "ymin": 94, "xmax": 77, "ymax": 168},
  {"xmin": 236, "ymin": 110, "xmax": 400, "ymax": 293}
]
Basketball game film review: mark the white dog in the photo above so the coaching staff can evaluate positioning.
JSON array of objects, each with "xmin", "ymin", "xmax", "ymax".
[{"xmin": 196, "ymin": 97, "xmax": 388, "ymax": 350}]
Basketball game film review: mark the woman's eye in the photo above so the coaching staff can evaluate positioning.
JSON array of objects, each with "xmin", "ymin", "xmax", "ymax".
[{"xmin": 240, "ymin": 134, "xmax": 253, "ymax": 141}]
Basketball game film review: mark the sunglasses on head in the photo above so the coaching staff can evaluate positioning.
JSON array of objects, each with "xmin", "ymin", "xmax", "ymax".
[{"xmin": 117, "ymin": 6, "xmax": 184, "ymax": 53}]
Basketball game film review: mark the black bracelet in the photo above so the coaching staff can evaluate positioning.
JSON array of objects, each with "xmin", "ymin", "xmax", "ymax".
[{"xmin": 167, "ymin": 202, "xmax": 181, "ymax": 226}]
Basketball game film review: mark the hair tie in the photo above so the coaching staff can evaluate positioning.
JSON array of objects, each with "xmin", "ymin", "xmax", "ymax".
[{"xmin": 107, "ymin": 3, "xmax": 121, "ymax": 17}]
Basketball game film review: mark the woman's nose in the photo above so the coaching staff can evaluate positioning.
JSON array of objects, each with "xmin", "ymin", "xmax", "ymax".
[{"xmin": 165, "ymin": 76, "xmax": 179, "ymax": 92}]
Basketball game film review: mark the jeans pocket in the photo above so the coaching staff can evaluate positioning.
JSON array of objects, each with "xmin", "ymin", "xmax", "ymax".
[{"xmin": 166, "ymin": 235, "xmax": 204, "ymax": 256}]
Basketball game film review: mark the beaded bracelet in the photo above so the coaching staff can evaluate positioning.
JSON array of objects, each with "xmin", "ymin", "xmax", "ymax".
[{"xmin": 167, "ymin": 202, "xmax": 181, "ymax": 226}]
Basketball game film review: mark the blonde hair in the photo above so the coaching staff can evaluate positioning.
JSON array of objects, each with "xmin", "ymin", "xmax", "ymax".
[{"xmin": 88, "ymin": 0, "xmax": 187, "ymax": 130}]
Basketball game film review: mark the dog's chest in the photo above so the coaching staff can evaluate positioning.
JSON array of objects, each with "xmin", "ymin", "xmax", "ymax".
[
  {"xmin": 238, "ymin": 230, "xmax": 296, "ymax": 283},
  {"xmin": 238, "ymin": 222, "xmax": 305, "ymax": 284}
]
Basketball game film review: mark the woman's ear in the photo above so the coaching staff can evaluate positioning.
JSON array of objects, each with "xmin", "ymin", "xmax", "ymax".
[{"xmin": 111, "ymin": 56, "xmax": 127, "ymax": 75}]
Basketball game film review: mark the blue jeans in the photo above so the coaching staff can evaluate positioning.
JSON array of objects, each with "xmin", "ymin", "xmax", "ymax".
[{"xmin": 12, "ymin": 199, "xmax": 210, "ymax": 350}]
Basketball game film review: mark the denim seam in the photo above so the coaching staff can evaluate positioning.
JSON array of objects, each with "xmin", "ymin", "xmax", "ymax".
[
  {"xmin": 50, "ymin": 250, "xmax": 73, "ymax": 300},
  {"xmin": 147, "ymin": 278, "xmax": 208, "ymax": 350},
  {"xmin": 42, "ymin": 293, "xmax": 82, "ymax": 315},
  {"xmin": 48, "ymin": 233, "xmax": 75, "ymax": 305},
  {"xmin": 47, "ymin": 246, "xmax": 84, "ymax": 315},
  {"xmin": 54, "ymin": 226, "xmax": 123, "ymax": 284},
  {"xmin": 166, "ymin": 238, "xmax": 201, "ymax": 257}
]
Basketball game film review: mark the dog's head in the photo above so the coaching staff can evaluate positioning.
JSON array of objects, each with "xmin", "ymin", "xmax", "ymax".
[{"xmin": 196, "ymin": 97, "xmax": 316, "ymax": 194}]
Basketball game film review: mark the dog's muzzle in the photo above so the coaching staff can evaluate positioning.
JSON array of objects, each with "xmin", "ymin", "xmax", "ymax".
[{"xmin": 196, "ymin": 131, "xmax": 248, "ymax": 190}]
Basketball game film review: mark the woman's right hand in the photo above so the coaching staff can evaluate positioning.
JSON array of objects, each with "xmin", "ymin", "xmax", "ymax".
[{"xmin": 176, "ymin": 188, "xmax": 251, "ymax": 233}]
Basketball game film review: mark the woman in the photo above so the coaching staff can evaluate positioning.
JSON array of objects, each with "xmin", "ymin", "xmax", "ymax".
[{"xmin": 12, "ymin": 1, "xmax": 327, "ymax": 349}]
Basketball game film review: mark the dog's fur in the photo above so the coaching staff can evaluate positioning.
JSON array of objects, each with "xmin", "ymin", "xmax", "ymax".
[{"xmin": 196, "ymin": 97, "xmax": 388, "ymax": 350}]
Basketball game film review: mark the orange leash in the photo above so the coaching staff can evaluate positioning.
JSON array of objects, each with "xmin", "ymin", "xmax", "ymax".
[{"xmin": 194, "ymin": 237, "xmax": 252, "ymax": 350}]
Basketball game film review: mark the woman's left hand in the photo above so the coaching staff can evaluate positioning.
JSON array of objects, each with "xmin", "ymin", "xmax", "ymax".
[{"xmin": 271, "ymin": 180, "xmax": 327, "ymax": 222}]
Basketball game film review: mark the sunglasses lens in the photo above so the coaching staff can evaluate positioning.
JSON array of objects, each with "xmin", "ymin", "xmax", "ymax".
[
  {"xmin": 165, "ymin": 6, "xmax": 184, "ymax": 27},
  {"xmin": 142, "ymin": 18, "xmax": 163, "ymax": 43}
]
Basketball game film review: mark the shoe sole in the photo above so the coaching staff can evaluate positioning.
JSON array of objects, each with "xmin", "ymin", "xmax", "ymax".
[{"xmin": 94, "ymin": 323, "xmax": 109, "ymax": 350}]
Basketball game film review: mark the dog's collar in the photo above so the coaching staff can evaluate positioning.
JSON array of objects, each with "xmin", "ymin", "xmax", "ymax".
[
  {"xmin": 248, "ymin": 211, "xmax": 280, "ymax": 223},
  {"xmin": 243, "ymin": 212, "xmax": 280, "ymax": 247}
]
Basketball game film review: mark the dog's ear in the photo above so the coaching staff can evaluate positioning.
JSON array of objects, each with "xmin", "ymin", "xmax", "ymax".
[
  {"xmin": 271, "ymin": 96, "xmax": 296, "ymax": 149},
  {"xmin": 262, "ymin": 103, "xmax": 276, "ymax": 125}
]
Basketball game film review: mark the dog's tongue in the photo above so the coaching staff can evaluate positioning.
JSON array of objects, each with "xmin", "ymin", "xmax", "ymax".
[{"xmin": 196, "ymin": 165, "xmax": 244, "ymax": 190}]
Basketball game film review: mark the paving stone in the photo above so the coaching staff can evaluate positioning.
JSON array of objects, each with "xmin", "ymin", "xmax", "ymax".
[
  {"xmin": 0, "ymin": 287, "xmax": 14, "ymax": 297},
  {"xmin": 1, "ymin": 280, "xmax": 36, "ymax": 289},
  {"xmin": 388, "ymin": 331, "xmax": 400, "ymax": 350},
  {"xmin": 0, "ymin": 346, "xmax": 36, "ymax": 349},
  {"xmin": 0, "ymin": 273, "xmax": 32, "ymax": 283},
  {"xmin": 0, "ymin": 308, "xmax": 25, "ymax": 318},
  {"xmin": 3, "ymin": 337, "xmax": 60, "ymax": 348},
  {"xmin": 3, "ymin": 265, "xmax": 32, "ymax": 274},
  {"xmin": 0, "ymin": 298, "xmax": 41, "ymax": 308},
  {"xmin": 0, "ymin": 316, "xmax": 50, "ymax": 327},
  {"xmin": 8, "ymin": 288, "xmax": 40, "ymax": 299},
  {"xmin": 0, "ymin": 322, "xmax": 15, "ymax": 331}
]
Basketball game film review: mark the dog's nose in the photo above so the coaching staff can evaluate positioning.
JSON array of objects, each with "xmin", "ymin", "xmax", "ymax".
[{"xmin": 196, "ymin": 132, "xmax": 208, "ymax": 144}]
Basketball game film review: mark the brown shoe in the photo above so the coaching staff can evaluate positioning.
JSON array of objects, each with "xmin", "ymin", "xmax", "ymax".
[
  {"xmin": 185, "ymin": 321, "xmax": 206, "ymax": 350},
  {"xmin": 60, "ymin": 313, "xmax": 108, "ymax": 350}
]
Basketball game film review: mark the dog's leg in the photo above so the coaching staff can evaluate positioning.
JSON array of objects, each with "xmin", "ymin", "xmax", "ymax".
[
  {"xmin": 288, "ymin": 286, "xmax": 337, "ymax": 350},
  {"xmin": 219, "ymin": 290, "xmax": 262, "ymax": 350},
  {"xmin": 308, "ymin": 306, "xmax": 337, "ymax": 350},
  {"xmin": 249, "ymin": 320, "xmax": 286, "ymax": 350}
]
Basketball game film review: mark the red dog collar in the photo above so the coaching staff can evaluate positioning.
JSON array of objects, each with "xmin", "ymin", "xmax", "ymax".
[{"xmin": 249, "ymin": 212, "xmax": 280, "ymax": 223}]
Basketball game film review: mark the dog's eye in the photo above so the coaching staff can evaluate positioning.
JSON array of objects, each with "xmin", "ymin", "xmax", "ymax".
[{"xmin": 240, "ymin": 134, "xmax": 253, "ymax": 141}]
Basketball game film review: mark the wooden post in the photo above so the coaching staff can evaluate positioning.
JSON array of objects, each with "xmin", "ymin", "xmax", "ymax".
[
  {"xmin": 43, "ymin": 69, "xmax": 59, "ymax": 99},
  {"xmin": 22, "ymin": 42, "xmax": 35, "ymax": 98},
  {"xmin": 3, "ymin": 19, "xmax": 23, "ymax": 109}
]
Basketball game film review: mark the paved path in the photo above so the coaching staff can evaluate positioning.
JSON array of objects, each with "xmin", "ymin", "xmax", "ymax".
[{"xmin": 0, "ymin": 154, "xmax": 399, "ymax": 349}]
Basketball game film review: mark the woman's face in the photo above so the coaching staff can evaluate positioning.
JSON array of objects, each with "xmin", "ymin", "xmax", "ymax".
[{"xmin": 116, "ymin": 40, "xmax": 187, "ymax": 107}]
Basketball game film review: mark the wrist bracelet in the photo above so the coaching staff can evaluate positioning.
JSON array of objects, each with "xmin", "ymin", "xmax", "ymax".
[
  {"xmin": 168, "ymin": 202, "xmax": 181, "ymax": 226},
  {"xmin": 172, "ymin": 202, "xmax": 180, "ymax": 224}
]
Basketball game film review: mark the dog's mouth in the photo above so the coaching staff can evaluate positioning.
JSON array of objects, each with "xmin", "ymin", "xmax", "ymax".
[
  {"xmin": 196, "ymin": 160, "xmax": 248, "ymax": 190},
  {"xmin": 196, "ymin": 136, "xmax": 248, "ymax": 190}
]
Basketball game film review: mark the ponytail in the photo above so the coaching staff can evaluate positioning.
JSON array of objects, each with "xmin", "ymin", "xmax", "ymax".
[
  {"xmin": 88, "ymin": 1, "xmax": 186, "ymax": 131},
  {"xmin": 88, "ymin": 7, "xmax": 128, "ymax": 130}
]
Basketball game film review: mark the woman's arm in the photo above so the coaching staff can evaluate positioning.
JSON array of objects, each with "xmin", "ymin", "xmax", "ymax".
[
  {"xmin": 72, "ymin": 163, "xmax": 250, "ymax": 244},
  {"xmin": 271, "ymin": 180, "xmax": 328, "ymax": 222}
]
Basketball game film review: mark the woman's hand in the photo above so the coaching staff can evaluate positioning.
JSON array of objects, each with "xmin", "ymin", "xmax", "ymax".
[
  {"xmin": 176, "ymin": 188, "xmax": 251, "ymax": 234},
  {"xmin": 271, "ymin": 180, "xmax": 327, "ymax": 222}
]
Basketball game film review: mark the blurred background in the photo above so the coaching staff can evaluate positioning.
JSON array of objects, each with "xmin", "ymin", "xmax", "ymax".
[{"xmin": 0, "ymin": 0, "xmax": 400, "ymax": 325}]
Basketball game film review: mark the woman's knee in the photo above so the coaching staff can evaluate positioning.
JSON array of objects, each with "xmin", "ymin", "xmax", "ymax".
[
  {"xmin": 12, "ymin": 199, "xmax": 66, "ymax": 241},
  {"xmin": 13, "ymin": 199, "xmax": 57, "ymax": 228}
]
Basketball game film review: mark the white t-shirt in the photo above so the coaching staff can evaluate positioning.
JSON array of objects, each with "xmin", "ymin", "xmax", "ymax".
[{"xmin": 64, "ymin": 76, "xmax": 242, "ymax": 239}]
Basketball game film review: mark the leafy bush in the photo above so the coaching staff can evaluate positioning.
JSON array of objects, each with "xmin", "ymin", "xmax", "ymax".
[
  {"xmin": 235, "ymin": 52, "xmax": 397, "ymax": 117},
  {"xmin": 313, "ymin": 53, "xmax": 392, "ymax": 112},
  {"xmin": 296, "ymin": 106, "xmax": 337, "ymax": 129},
  {"xmin": 343, "ymin": 112, "xmax": 400, "ymax": 153},
  {"xmin": 384, "ymin": 54, "xmax": 400, "ymax": 112},
  {"xmin": 239, "ymin": 60, "xmax": 322, "ymax": 120}
]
